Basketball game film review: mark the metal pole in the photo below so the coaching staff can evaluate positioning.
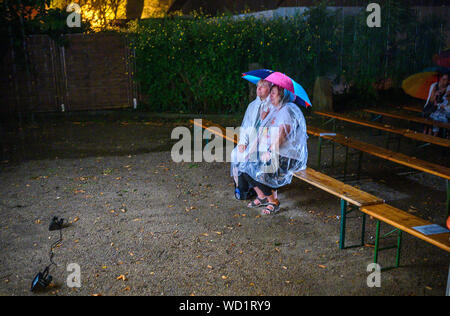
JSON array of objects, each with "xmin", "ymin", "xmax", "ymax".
[
  {"xmin": 374, "ymin": 220, "xmax": 381, "ymax": 264},
  {"xmin": 395, "ymin": 230, "xmax": 402, "ymax": 268},
  {"xmin": 343, "ymin": 146, "xmax": 349, "ymax": 181},
  {"xmin": 360, "ymin": 213, "xmax": 366, "ymax": 247},
  {"xmin": 339, "ymin": 199, "xmax": 347, "ymax": 250},
  {"xmin": 317, "ymin": 137, "xmax": 322, "ymax": 170},
  {"xmin": 446, "ymin": 264, "xmax": 450, "ymax": 296}
]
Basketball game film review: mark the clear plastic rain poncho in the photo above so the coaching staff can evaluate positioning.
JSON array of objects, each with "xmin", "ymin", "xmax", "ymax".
[{"xmin": 231, "ymin": 98, "xmax": 308, "ymax": 189}]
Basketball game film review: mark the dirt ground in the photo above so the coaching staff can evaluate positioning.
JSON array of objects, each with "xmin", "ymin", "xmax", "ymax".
[{"xmin": 0, "ymin": 110, "xmax": 449, "ymax": 296}]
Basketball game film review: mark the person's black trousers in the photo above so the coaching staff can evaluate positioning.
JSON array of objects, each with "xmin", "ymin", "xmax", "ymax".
[{"xmin": 241, "ymin": 172, "xmax": 275, "ymax": 196}]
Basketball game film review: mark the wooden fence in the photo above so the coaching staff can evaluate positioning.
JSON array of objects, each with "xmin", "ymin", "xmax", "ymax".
[{"xmin": 0, "ymin": 33, "xmax": 138, "ymax": 113}]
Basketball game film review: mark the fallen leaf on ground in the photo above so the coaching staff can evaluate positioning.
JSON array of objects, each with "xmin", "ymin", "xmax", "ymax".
[{"xmin": 116, "ymin": 275, "xmax": 127, "ymax": 281}]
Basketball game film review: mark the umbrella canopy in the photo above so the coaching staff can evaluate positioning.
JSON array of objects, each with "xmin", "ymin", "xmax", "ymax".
[
  {"xmin": 242, "ymin": 69, "xmax": 312, "ymax": 108},
  {"xmin": 401, "ymin": 72, "xmax": 439, "ymax": 100}
]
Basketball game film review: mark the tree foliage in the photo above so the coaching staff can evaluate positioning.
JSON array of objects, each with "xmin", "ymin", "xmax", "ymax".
[{"xmin": 128, "ymin": 2, "xmax": 446, "ymax": 113}]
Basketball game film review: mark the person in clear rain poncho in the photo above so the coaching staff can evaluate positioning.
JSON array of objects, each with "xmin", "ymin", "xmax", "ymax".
[
  {"xmin": 230, "ymin": 79, "xmax": 272, "ymax": 199},
  {"xmin": 231, "ymin": 84, "xmax": 308, "ymax": 214}
]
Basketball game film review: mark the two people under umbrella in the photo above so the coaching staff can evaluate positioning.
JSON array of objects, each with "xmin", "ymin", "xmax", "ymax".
[{"xmin": 231, "ymin": 78, "xmax": 308, "ymax": 215}]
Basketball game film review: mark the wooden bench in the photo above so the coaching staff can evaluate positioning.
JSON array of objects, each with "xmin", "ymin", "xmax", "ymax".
[
  {"xmin": 402, "ymin": 106, "xmax": 422, "ymax": 113},
  {"xmin": 296, "ymin": 168, "xmax": 450, "ymax": 270},
  {"xmin": 308, "ymin": 126, "xmax": 450, "ymax": 181},
  {"xmin": 191, "ymin": 119, "xmax": 450, "ymax": 272},
  {"xmin": 361, "ymin": 204, "xmax": 450, "ymax": 253},
  {"xmin": 364, "ymin": 108, "xmax": 450, "ymax": 130},
  {"xmin": 314, "ymin": 110, "xmax": 450, "ymax": 149},
  {"xmin": 193, "ymin": 119, "xmax": 450, "ymax": 215},
  {"xmin": 307, "ymin": 125, "xmax": 450, "ymax": 217},
  {"xmin": 361, "ymin": 203, "xmax": 450, "ymax": 270},
  {"xmin": 294, "ymin": 168, "xmax": 384, "ymax": 251}
]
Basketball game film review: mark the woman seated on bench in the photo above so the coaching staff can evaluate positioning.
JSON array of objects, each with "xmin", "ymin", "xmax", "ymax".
[
  {"xmin": 423, "ymin": 73, "xmax": 448, "ymax": 135},
  {"xmin": 232, "ymin": 85, "xmax": 308, "ymax": 214},
  {"xmin": 429, "ymin": 89, "xmax": 450, "ymax": 137}
]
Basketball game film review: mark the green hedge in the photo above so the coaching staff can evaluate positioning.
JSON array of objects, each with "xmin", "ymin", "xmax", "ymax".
[{"xmin": 127, "ymin": 1, "xmax": 446, "ymax": 114}]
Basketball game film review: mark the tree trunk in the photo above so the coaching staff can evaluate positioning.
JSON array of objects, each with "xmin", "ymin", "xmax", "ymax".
[{"xmin": 126, "ymin": 0, "xmax": 144, "ymax": 19}]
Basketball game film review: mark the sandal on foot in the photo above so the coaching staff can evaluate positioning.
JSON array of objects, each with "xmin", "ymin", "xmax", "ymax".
[
  {"xmin": 247, "ymin": 197, "xmax": 269, "ymax": 208},
  {"xmin": 262, "ymin": 202, "xmax": 280, "ymax": 215}
]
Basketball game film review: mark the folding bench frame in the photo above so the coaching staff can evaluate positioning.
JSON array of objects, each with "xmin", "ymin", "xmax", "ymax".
[{"xmin": 339, "ymin": 200, "xmax": 403, "ymax": 271}]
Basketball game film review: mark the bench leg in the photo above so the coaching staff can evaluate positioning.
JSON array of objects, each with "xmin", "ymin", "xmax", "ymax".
[
  {"xmin": 370, "ymin": 114, "xmax": 383, "ymax": 136},
  {"xmin": 331, "ymin": 120, "xmax": 336, "ymax": 168},
  {"xmin": 396, "ymin": 136, "xmax": 402, "ymax": 152},
  {"xmin": 385, "ymin": 133, "xmax": 391, "ymax": 149},
  {"xmin": 357, "ymin": 152, "xmax": 363, "ymax": 181},
  {"xmin": 317, "ymin": 137, "xmax": 323, "ymax": 170},
  {"xmin": 343, "ymin": 146, "xmax": 349, "ymax": 181},
  {"xmin": 373, "ymin": 220, "xmax": 402, "ymax": 271},
  {"xmin": 339, "ymin": 199, "xmax": 366, "ymax": 250},
  {"xmin": 446, "ymin": 264, "xmax": 450, "ymax": 296},
  {"xmin": 339, "ymin": 199, "xmax": 347, "ymax": 250}
]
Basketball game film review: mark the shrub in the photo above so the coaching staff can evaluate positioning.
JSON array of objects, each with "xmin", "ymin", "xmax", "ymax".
[{"xmin": 127, "ymin": 1, "xmax": 446, "ymax": 113}]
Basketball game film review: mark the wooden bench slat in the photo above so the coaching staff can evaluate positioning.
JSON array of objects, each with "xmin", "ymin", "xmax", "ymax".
[
  {"xmin": 191, "ymin": 119, "xmax": 237, "ymax": 144},
  {"xmin": 315, "ymin": 110, "xmax": 403, "ymax": 134},
  {"xmin": 361, "ymin": 204, "xmax": 450, "ymax": 252},
  {"xmin": 294, "ymin": 168, "xmax": 384, "ymax": 207},
  {"xmin": 307, "ymin": 125, "xmax": 450, "ymax": 180},
  {"xmin": 364, "ymin": 109, "xmax": 450, "ymax": 130},
  {"xmin": 402, "ymin": 130, "xmax": 450, "ymax": 148},
  {"xmin": 315, "ymin": 111, "xmax": 450, "ymax": 148},
  {"xmin": 402, "ymin": 106, "xmax": 422, "ymax": 113}
]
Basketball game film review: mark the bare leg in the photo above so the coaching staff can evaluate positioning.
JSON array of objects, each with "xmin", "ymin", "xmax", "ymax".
[{"xmin": 272, "ymin": 190, "xmax": 277, "ymax": 200}]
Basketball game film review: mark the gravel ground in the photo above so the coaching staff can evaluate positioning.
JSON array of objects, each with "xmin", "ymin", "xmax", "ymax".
[{"xmin": 0, "ymin": 111, "xmax": 449, "ymax": 296}]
